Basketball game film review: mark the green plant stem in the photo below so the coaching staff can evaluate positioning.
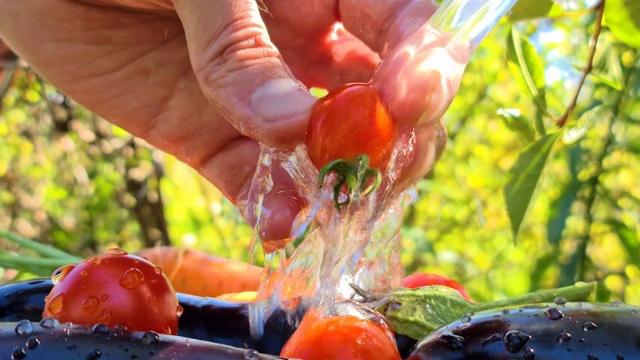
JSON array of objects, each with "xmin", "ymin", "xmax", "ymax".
[
  {"xmin": 0, "ymin": 229, "xmax": 81, "ymax": 261},
  {"xmin": 0, "ymin": 255, "xmax": 76, "ymax": 269},
  {"xmin": 475, "ymin": 281, "xmax": 595, "ymax": 310}
]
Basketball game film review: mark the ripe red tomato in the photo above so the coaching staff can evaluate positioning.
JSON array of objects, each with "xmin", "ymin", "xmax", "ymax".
[
  {"xmin": 43, "ymin": 248, "xmax": 181, "ymax": 334},
  {"xmin": 401, "ymin": 272, "xmax": 473, "ymax": 301},
  {"xmin": 306, "ymin": 83, "xmax": 398, "ymax": 171},
  {"xmin": 281, "ymin": 310, "xmax": 401, "ymax": 360}
]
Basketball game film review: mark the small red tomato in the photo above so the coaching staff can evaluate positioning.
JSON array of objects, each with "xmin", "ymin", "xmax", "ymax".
[
  {"xmin": 402, "ymin": 272, "xmax": 473, "ymax": 301},
  {"xmin": 43, "ymin": 248, "xmax": 181, "ymax": 334},
  {"xmin": 281, "ymin": 310, "xmax": 401, "ymax": 360},
  {"xmin": 306, "ymin": 83, "xmax": 398, "ymax": 170}
]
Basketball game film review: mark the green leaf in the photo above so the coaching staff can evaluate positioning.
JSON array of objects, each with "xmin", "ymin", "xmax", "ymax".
[
  {"xmin": 605, "ymin": 0, "xmax": 640, "ymax": 49},
  {"xmin": 562, "ymin": 105, "xmax": 610, "ymax": 145},
  {"xmin": 591, "ymin": 37, "xmax": 625, "ymax": 90},
  {"xmin": 504, "ymin": 133, "xmax": 560, "ymax": 240},
  {"xmin": 497, "ymin": 108, "xmax": 536, "ymax": 142},
  {"xmin": 373, "ymin": 282, "xmax": 595, "ymax": 340},
  {"xmin": 507, "ymin": 28, "xmax": 549, "ymax": 117},
  {"xmin": 509, "ymin": 0, "xmax": 565, "ymax": 21}
]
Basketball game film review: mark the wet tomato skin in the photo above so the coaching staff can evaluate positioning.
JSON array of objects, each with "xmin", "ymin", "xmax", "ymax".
[
  {"xmin": 43, "ymin": 248, "xmax": 181, "ymax": 334},
  {"xmin": 281, "ymin": 310, "xmax": 401, "ymax": 360},
  {"xmin": 306, "ymin": 83, "xmax": 398, "ymax": 170}
]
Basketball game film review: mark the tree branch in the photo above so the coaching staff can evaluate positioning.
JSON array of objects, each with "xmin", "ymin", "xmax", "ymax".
[{"xmin": 556, "ymin": 0, "xmax": 605, "ymax": 128}]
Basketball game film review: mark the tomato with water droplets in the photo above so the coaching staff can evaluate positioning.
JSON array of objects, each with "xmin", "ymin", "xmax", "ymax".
[
  {"xmin": 280, "ymin": 309, "xmax": 401, "ymax": 360},
  {"xmin": 43, "ymin": 248, "xmax": 181, "ymax": 334},
  {"xmin": 306, "ymin": 83, "xmax": 398, "ymax": 208},
  {"xmin": 306, "ymin": 83, "xmax": 397, "ymax": 170}
]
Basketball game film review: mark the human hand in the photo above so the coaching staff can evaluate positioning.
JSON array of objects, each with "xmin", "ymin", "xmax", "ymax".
[{"xmin": 0, "ymin": 0, "xmax": 441, "ymax": 242}]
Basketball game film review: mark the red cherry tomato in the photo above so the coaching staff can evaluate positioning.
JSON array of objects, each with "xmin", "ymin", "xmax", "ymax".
[
  {"xmin": 281, "ymin": 310, "xmax": 401, "ymax": 360},
  {"xmin": 43, "ymin": 248, "xmax": 181, "ymax": 334},
  {"xmin": 306, "ymin": 83, "xmax": 398, "ymax": 170},
  {"xmin": 402, "ymin": 272, "xmax": 473, "ymax": 301}
]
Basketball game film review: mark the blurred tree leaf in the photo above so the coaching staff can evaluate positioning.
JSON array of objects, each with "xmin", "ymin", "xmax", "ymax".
[
  {"xmin": 604, "ymin": 0, "xmax": 640, "ymax": 49},
  {"xmin": 505, "ymin": 133, "xmax": 560, "ymax": 240},
  {"xmin": 546, "ymin": 168, "xmax": 581, "ymax": 247},
  {"xmin": 509, "ymin": 0, "xmax": 564, "ymax": 22},
  {"xmin": 591, "ymin": 37, "xmax": 625, "ymax": 90},
  {"xmin": 497, "ymin": 108, "xmax": 536, "ymax": 142},
  {"xmin": 610, "ymin": 220, "xmax": 640, "ymax": 265},
  {"xmin": 507, "ymin": 27, "xmax": 549, "ymax": 117},
  {"xmin": 562, "ymin": 105, "xmax": 610, "ymax": 145}
]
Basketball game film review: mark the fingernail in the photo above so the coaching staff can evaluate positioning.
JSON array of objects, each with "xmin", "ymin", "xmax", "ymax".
[{"xmin": 251, "ymin": 78, "xmax": 316, "ymax": 121}]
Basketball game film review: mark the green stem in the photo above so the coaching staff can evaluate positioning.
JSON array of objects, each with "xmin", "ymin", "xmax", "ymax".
[
  {"xmin": 0, "ymin": 229, "xmax": 81, "ymax": 261},
  {"xmin": 475, "ymin": 281, "xmax": 595, "ymax": 311},
  {"xmin": 0, "ymin": 255, "xmax": 76, "ymax": 269}
]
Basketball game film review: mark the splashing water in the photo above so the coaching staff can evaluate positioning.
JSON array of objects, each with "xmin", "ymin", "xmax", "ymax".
[{"xmin": 244, "ymin": 0, "xmax": 519, "ymax": 337}]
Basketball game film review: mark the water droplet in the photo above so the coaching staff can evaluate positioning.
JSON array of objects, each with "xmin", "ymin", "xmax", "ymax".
[
  {"xmin": 554, "ymin": 297, "xmax": 567, "ymax": 306},
  {"xmin": 482, "ymin": 333, "xmax": 502, "ymax": 347},
  {"xmin": 90, "ymin": 257, "xmax": 102, "ymax": 265},
  {"xmin": 52, "ymin": 265, "xmax": 76, "ymax": 284},
  {"xmin": 522, "ymin": 346, "xmax": 535, "ymax": 360},
  {"xmin": 86, "ymin": 348, "xmax": 102, "ymax": 359},
  {"xmin": 557, "ymin": 332, "xmax": 572, "ymax": 344},
  {"xmin": 503, "ymin": 330, "xmax": 531, "ymax": 353},
  {"xmin": 176, "ymin": 305, "xmax": 184, "ymax": 317},
  {"xmin": 631, "ymin": 309, "xmax": 638, "ymax": 315},
  {"xmin": 153, "ymin": 266, "xmax": 162, "ymax": 275},
  {"xmin": 91, "ymin": 324, "xmax": 110, "ymax": 335},
  {"xmin": 502, "ymin": 309, "xmax": 510, "ymax": 315},
  {"xmin": 26, "ymin": 336, "xmax": 40, "ymax": 349},
  {"xmin": 46, "ymin": 292, "xmax": 65, "ymax": 316},
  {"xmin": 583, "ymin": 321, "xmax": 597, "ymax": 331},
  {"xmin": 82, "ymin": 296, "xmax": 100, "ymax": 314},
  {"xmin": 437, "ymin": 332, "xmax": 465, "ymax": 351},
  {"xmin": 113, "ymin": 324, "xmax": 128, "ymax": 333},
  {"xmin": 460, "ymin": 314, "xmax": 471, "ymax": 323},
  {"xmin": 545, "ymin": 308, "xmax": 564, "ymax": 320},
  {"xmin": 244, "ymin": 349, "xmax": 259, "ymax": 360},
  {"xmin": 120, "ymin": 268, "xmax": 145, "ymax": 289},
  {"xmin": 106, "ymin": 248, "xmax": 128, "ymax": 255},
  {"xmin": 40, "ymin": 317, "xmax": 59, "ymax": 329},
  {"xmin": 97, "ymin": 309, "xmax": 111, "ymax": 325},
  {"xmin": 100, "ymin": 294, "xmax": 110, "ymax": 302},
  {"xmin": 140, "ymin": 331, "xmax": 160, "ymax": 345},
  {"xmin": 15, "ymin": 320, "xmax": 35, "ymax": 336},
  {"xmin": 11, "ymin": 346, "xmax": 27, "ymax": 360},
  {"xmin": 588, "ymin": 354, "xmax": 599, "ymax": 360},
  {"xmin": 80, "ymin": 271, "xmax": 89, "ymax": 277},
  {"xmin": 161, "ymin": 325, "xmax": 172, "ymax": 335},
  {"xmin": 610, "ymin": 301, "xmax": 623, "ymax": 307}
]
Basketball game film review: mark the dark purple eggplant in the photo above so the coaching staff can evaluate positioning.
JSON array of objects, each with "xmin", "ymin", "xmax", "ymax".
[
  {"xmin": 408, "ymin": 301, "xmax": 640, "ymax": 360},
  {"xmin": 0, "ymin": 278, "xmax": 300, "ymax": 355},
  {"xmin": 0, "ymin": 278, "xmax": 51, "ymax": 322},
  {"xmin": 0, "ymin": 319, "xmax": 284, "ymax": 359}
]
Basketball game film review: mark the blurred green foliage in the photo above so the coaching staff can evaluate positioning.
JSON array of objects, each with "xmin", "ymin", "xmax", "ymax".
[{"xmin": 1, "ymin": 0, "xmax": 639, "ymax": 304}]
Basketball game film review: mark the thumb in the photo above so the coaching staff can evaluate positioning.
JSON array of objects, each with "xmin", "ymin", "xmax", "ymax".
[{"xmin": 172, "ymin": 0, "xmax": 317, "ymax": 147}]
